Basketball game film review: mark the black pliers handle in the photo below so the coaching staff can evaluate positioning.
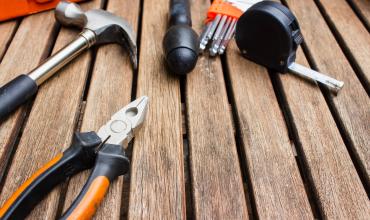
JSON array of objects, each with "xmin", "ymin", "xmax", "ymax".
[
  {"xmin": 0, "ymin": 96, "xmax": 148, "ymax": 220},
  {"xmin": 61, "ymin": 142, "xmax": 129, "ymax": 220},
  {"xmin": 0, "ymin": 132, "xmax": 129, "ymax": 220}
]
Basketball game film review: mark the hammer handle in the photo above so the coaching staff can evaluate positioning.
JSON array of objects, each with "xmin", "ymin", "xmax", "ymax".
[
  {"xmin": 28, "ymin": 29, "xmax": 95, "ymax": 85},
  {"xmin": 0, "ymin": 74, "xmax": 38, "ymax": 120},
  {"xmin": 0, "ymin": 29, "xmax": 95, "ymax": 121}
]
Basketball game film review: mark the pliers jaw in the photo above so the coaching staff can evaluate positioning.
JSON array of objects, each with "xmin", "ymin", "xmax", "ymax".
[
  {"xmin": 0, "ymin": 96, "xmax": 149, "ymax": 220},
  {"xmin": 97, "ymin": 96, "xmax": 149, "ymax": 147}
]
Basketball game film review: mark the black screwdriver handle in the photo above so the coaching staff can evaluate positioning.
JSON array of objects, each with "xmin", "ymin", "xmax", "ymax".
[
  {"xmin": 61, "ymin": 144, "xmax": 130, "ymax": 220},
  {"xmin": 0, "ymin": 74, "xmax": 38, "ymax": 120},
  {"xmin": 0, "ymin": 132, "xmax": 101, "ymax": 220},
  {"xmin": 169, "ymin": 0, "xmax": 192, "ymax": 26}
]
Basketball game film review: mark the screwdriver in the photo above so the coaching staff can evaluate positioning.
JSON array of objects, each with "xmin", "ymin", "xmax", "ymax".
[
  {"xmin": 235, "ymin": 1, "xmax": 344, "ymax": 93},
  {"xmin": 163, "ymin": 0, "xmax": 199, "ymax": 75},
  {"xmin": 199, "ymin": 0, "xmax": 261, "ymax": 56}
]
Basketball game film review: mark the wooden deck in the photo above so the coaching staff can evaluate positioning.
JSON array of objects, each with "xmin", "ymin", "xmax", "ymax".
[{"xmin": 0, "ymin": 0, "xmax": 369, "ymax": 219}]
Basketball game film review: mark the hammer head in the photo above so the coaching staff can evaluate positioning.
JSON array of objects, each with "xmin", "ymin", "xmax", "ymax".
[{"xmin": 55, "ymin": 1, "xmax": 138, "ymax": 69}]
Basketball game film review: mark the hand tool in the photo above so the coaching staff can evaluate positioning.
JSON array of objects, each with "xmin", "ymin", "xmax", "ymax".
[
  {"xmin": 0, "ymin": 0, "xmax": 87, "ymax": 22},
  {"xmin": 0, "ymin": 0, "xmax": 137, "ymax": 121},
  {"xmin": 235, "ymin": 1, "xmax": 344, "ymax": 93},
  {"xmin": 199, "ymin": 0, "xmax": 261, "ymax": 56},
  {"xmin": 163, "ymin": 0, "xmax": 199, "ymax": 75},
  {"xmin": 0, "ymin": 96, "xmax": 149, "ymax": 220}
]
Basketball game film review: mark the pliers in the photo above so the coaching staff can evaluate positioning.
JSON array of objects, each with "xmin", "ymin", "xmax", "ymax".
[{"xmin": 0, "ymin": 96, "xmax": 149, "ymax": 220}]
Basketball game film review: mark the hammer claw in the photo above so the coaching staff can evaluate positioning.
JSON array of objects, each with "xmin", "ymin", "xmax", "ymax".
[{"xmin": 56, "ymin": 1, "xmax": 138, "ymax": 69}]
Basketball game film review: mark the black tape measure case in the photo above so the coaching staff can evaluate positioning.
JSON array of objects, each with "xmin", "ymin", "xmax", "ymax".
[{"xmin": 235, "ymin": 1, "xmax": 303, "ymax": 73}]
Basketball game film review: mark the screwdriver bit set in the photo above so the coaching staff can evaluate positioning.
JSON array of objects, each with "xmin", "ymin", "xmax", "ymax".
[{"xmin": 199, "ymin": 0, "xmax": 261, "ymax": 56}]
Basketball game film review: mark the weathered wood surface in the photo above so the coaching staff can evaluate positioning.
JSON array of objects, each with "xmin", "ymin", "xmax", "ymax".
[
  {"xmin": 0, "ymin": 0, "xmax": 369, "ymax": 219},
  {"xmin": 281, "ymin": 46, "xmax": 370, "ymax": 218},
  {"xmin": 0, "ymin": 20, "xmax": 17, "ymax": 61},
  {"xmin": 186, "ymin": 0, "xmax": 249, "ymax": 219},
  {"xmin": 285, "ymin": 0, "xmax": 370, "ymax": 191},
  {"xmin": 0, "ymin": 11, "xmax": 57, "ymax": 182},
  {"xmin": 227, "ymin": 41, "xmax": 313, "ymax": 219},
  {"xmin": 350, "ymin": 0, "xmax": 370, "ymax": 30},
  {"xmin": 127, "ymin": 0, "xmax": 186, "ymax": 218},
  {"xmin": 62, "ymin": 0, "xmax": 140, "ymax": 219},
  {"xmin": 284, "ymin": 0, "xmax": 370, "ymax": 217},
  {"xmin": 0, "ymin": 1, "xmax": 100, "ymax": 219},
  {"xmin": 0, "ymin": 20, "xmax": 18, "ymax": 179},
  {"xmin": 316, "ymin": 0, "xmax": 370, "ymax": 90}
]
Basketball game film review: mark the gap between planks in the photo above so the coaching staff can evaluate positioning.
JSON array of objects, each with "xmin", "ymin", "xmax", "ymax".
[
  {"xmin": 127, "ymin": 0, "xmax": 186, "ymax": 218},
  {"xmin": 0, "ymin": 9, "xmax": 61, "ymax": 186},
  {"xmin": 313, "ymin": 0, "xmax": 370, "ymax": 95},
  {"xmin": 61, "ymin": 0, "xmax": 140, "ymax": 219},
  {"xmin": 0, "ymin": 20, "xmax": 20, "ymax": 62},
  {"xmin": 280, "ymin": 0, "xmax": 370, "ymax": 218},
  {"xmin": 346, "ymin": 0, "xmax": 370, "ymax": 31},
  {"xmin": 0, "ymin": 1, "xmax": 102, "ymax": 219}
]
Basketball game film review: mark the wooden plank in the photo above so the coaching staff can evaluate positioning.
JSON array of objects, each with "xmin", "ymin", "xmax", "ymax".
[
  {"xmin": 0, "ymin": 1, "xmax": 101, "ymax": 219},
  {"xmin": 285, "ymin": 0, "xmax": 370, "ymax": 190},
  {"xmin": 281, "ymin": 47, "xmax": 370, "ymax": 218},
  {"xmin": 226, "ymin": 41, "xmax": 313, "ymax": 219},
  {"xmin": 0, "ymin": 19, "xmax": 19, "ymax": 179},
  {"xmin": 316, "ymin": 0, "xmax": 370, "ymax": 89},
  {"xmin": 186, "ymin": 0, "xmax": 249, "ymax": 219},
  {"xmin": 0, "ymin": 11, "xmax": 57, "ymax": 183},
  {"xmin": 283, "ymin": 0, "xmax": 370, "ymax": 218},
  {"xmin": 127, "ymin": 0, "xmax": 186, "ymax": 218},
  {"xmin": 0, "ymin": 20, "xmax": 18, "ymax": 61},
  {"xmin": 61, "ymin": 0, "xmax": 140, "ymax": 219},
  {"xmin": 349, "ymin": 0, "xmax": 370, "ymax": 30}
]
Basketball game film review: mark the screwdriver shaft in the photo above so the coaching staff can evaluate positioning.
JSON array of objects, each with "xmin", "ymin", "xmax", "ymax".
[
  {"xmin": 219, "ymin": 19, "xmax": 237, "ymax": 54},
  {"xmin": 199, "ymin": 0, "xmax": 264, "ymax": 55},
  {"xmin": 212, "ymin": 15, "xmax": 228, "ymax": 41},
  {"xmin": 200, "ymin": 14, "xmax": 222, "ymax": 50},
  {"xmin": 207, "ymin": 14, "xmax": 222, "ymax": 39},
  {"xmin": 199, "ymin": 22, "xmax": 212, "ymax": 52},
  {"xmin": 210, "ymin": 17, "xmax": 231, "ymax": 56}
]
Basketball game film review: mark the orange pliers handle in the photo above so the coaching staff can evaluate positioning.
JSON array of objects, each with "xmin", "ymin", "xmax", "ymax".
[
  {"xmin": 0, "ymin": 0, "xmax": 87, "ymax": 22},
  {"xmin": 0, "ymin": 132, "xmax": 129, "ymax": 220}
]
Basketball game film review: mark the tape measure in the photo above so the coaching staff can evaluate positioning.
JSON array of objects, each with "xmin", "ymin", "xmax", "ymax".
[
  {"xmin": 235, "ymin": 1, "xmax": 303, "ymax": 72},
  {"xmin": 235, "ymin": 1, "xmax": 344, "ymax": 93}
]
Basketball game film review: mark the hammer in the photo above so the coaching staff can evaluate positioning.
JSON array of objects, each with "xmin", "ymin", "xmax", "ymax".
[{"xmin": 0, "ymin": 1, "xmax": 137, "ymax": 120}]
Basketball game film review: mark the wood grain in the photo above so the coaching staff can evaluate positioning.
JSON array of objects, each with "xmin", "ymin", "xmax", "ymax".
[
  {"xmin": 316, "ymin": 0, "xmax": 370, "ymax": 89},
  {"xmin": 0, "ymin": 20, "xmax": 17, "ymax": 61},
  {"xmin": 283, "ymin": 0, "xmax": 370, "ymax": 218},
  {"xmin": 308, "ymin": 0, "xmax": 370, "ymax": 184},
  {"xmin": 226, "ymin": 41, "xmax": 313, "ymax": 219},
  {"xmin": 285, "ymin": 0, "xmax": 370, "ymax": 191},
  {"xmin": 0, "ymin": 11, "xmax": 56, "ymax": 183},
  {"xmin": 127, "ymin": 0, "xmax": 186, "ymax": 218},
  {"xmin": 61, "ymin": 0, "xmax": 140, "ymax": 219},
  {"xmin": 0, "ymin": 1, "xmax": 101, "ymax": 219},
  {"xmin": 186, "ymin": 0, "xmax": 249, "ymax": 219},
  {"xmin": 349, "ymin": 0, "xmax": 370, "ymax": 30},
  {"xmin": 282, "ymin": 46, "xmax": 370, "ymax": 218}
]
